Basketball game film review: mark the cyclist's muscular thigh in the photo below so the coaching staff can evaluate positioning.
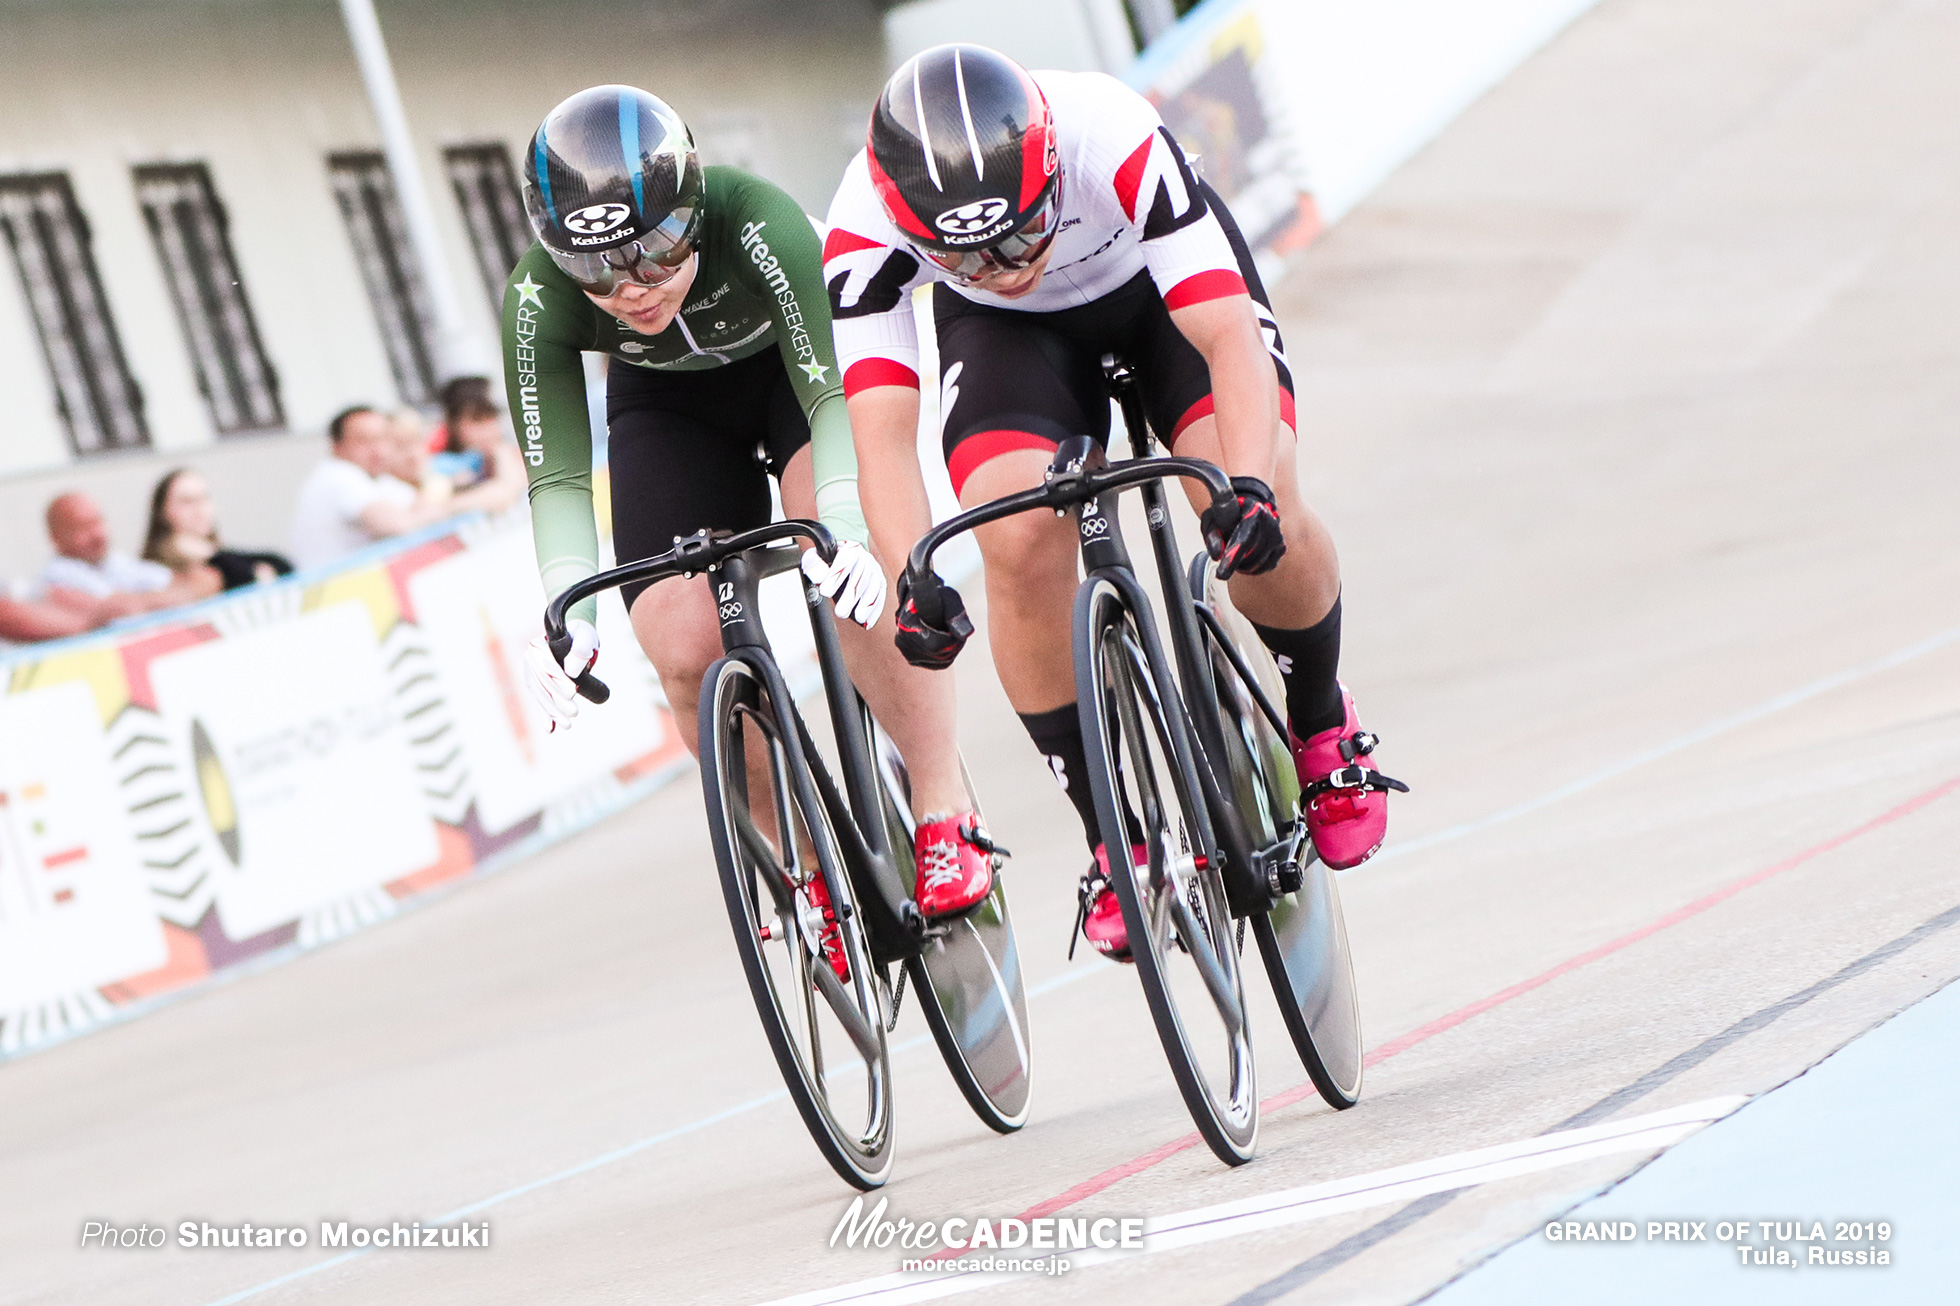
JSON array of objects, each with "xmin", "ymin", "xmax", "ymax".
[
  {"xmin": 630, "ymin": 576, "xmax": 725, "ymax": 755},
  {"xmin": 1174, "ymin": 412, "xmax": 1339, "ymax": 627},
  {"xmin": 963, "ymin": 448, "xmax": 1079, "ymax": 713},
  {"xmin": 778, "ymin": 446, "xmax": 967, "ymax": 813}
]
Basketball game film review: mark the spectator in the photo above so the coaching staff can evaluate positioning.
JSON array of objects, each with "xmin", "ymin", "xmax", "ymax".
[
  {"xmin": 0, "ymin": 583, "xmax": 102, "ymax": 645},
  {"xmin": 436, "ymin": 389, "xmax": 529, "ymax": 503},
  {"xmin": 427, "ymin": 375, "xmax": 496, "ymax": 455},
  {"xmin": 289, "ymin": 404, "xmax": 518, "ymax": 570},
  {"xmin": 37, "ymin": 491, "xmax": 219, "ymax": 615},
  {"xmin": 385, "ymin": 407, "xmax": 455, "ymax": 503},
  {"xmin": 142, "ymin": 468, "xmax": 293, "ymax": 591}
]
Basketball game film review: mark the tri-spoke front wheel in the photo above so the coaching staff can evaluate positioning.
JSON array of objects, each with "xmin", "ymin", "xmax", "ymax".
[
  {"xmin": 700, "ymin": 656, "xmax": 894, "ymax": 1189},
  {"xmin": 1077, "ymin": 578, "xmax": 1258, "ymax": 1165}
]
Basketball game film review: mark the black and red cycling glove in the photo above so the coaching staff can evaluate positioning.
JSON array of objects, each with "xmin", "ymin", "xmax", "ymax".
[
  {"xmin": 894, "ymin": 570, "xmax": 974, "ymax": 669},
  {"xmin": 1200, "ymin": 476, "xmax": 1287, "ymax": 579}
]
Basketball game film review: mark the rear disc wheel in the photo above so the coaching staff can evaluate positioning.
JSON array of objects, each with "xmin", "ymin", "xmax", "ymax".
[
  {"xmin": 1191, "ymin": 556, "xmax": 1364, "ymax": 1109},
  {"xmin": 869, "ymin": 714, "xmax": 1032, "ymax": 1133}
]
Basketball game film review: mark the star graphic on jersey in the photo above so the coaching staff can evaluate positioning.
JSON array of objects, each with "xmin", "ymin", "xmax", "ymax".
[
  {"xmin": 799, "ymin": 360, "xmax": 831, "ymax": 385},
  {"xmin": 513, "ymin": 275, "xmax": 545, "ymax": 309}
]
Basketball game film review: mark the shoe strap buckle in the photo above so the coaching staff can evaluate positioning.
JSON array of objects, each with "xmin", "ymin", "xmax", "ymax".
[
  {"xmin": 1326, "ymin": 764, "xmax": 1370, "ymax": 790},
  {"xmin": 958, "ymin": 822, "xmax": 1010, "ymax": 859}
]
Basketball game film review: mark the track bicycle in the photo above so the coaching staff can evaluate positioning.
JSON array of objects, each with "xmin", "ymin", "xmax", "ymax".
[
  {"xmin": 901, "ymin": 356, "xmax": 1370, "ymax": 1166},
  {"xmin": 544, "ymin": 522, "xmax": 1031, "ymax": 1189}
]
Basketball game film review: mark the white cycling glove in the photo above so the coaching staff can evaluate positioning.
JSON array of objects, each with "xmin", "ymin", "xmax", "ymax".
[
  {"xmin": 801, "ymin": 539, "xmax": 887, "ymax": 630},
  {"xmin": 522, "ymin": 618, "xmax": 599, "ymax": 733}
]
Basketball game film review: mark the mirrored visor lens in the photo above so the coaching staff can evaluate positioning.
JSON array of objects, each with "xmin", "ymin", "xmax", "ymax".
[
  {"xmin": 910, "ymin": 179, "xmax": 1062, "ymax": 284},
  {"xmin": 546, "ymin": 206, "xmax": 696, "ymax": 294}
]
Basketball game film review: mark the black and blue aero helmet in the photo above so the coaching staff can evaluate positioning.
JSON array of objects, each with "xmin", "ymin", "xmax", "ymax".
[{"xmin": 522, "ymin": 85, "xmax": 704, "ymax": 293}]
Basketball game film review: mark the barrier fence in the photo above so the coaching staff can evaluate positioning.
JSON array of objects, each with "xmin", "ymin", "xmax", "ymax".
[{"xmin": 0, "ymin": 511, "xmax": 823, "ymax": 1059}]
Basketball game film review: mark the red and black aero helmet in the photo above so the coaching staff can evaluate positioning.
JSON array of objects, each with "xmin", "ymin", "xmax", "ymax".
[
  {"xmin": 868, "ymin": 44, "xmax": 1062, "ymax": 278},
  {"xmin": 522, "ymin": 85, "xmax": 704, "ymax": 294}
]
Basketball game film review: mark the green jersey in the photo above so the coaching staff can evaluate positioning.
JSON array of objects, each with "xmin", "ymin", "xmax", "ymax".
[{"xmin": 502, "ymin": 165, "xmax": 865, "ymax": 621}]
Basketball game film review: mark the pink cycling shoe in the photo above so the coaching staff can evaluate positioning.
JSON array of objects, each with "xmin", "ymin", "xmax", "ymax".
[
  {"xmin": 914, "ymin": 813, "xmax": 997, "ymax": 917},
  {"xmin": 1291, "ymin": 685, "xmax": 1408, "ymax": 870},
  {"xmin": 1076, "ymin": 843, "xmax": 1147, "ymax": 963}
]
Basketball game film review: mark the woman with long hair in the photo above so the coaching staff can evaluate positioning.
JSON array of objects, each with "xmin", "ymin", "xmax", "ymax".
[{"xmin": 142, "ymin": 468, "xmax": 293, "ymax": 591}]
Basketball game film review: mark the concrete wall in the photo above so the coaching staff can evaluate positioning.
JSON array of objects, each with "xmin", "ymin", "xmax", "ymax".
[
  {"xmin": 885, "ymin": 0, "xmax": 1137, "ymax": 73},
  {"xmin": 1254, "ymin": 0, "xmax": 1604, "ymax": 222},
  {"xmin": 886, "ymin": 0, "xmax": 1606, "ymax": 224}
]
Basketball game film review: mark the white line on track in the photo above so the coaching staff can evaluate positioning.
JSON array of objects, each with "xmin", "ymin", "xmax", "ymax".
[
  {"xmin": 194, "ymin": 964, "xmax": 1116, "ymax": 1306},
  {"xmin": 751, "ymin": 1096, "xmax": 1750, "ymax": 1306},
  {"xmin": 193, "ymin": 619, "xmax": 1957, "ymax": 1305},
  {"xmin": 1369, "ymin": 620, "xmax": 1960, "ymax": 865}
]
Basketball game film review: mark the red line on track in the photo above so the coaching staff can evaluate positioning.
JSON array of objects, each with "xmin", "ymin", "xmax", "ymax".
[{"xmin": 1014, "ymin": 775, "xmax": 1960, "ymax": 1221}]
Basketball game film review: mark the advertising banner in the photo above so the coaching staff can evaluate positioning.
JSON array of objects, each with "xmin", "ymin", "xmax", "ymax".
[
  {"xmin": 0, "ymin": 681, "xmax": 166, "ymax": 1015},
  {"xmin": 1126, "ymin": 0, "xmax": 1321, "ymax": 272},
  {"xmin": 0, "ymin": 514, "xmax": 694, "ymax": 1057}
]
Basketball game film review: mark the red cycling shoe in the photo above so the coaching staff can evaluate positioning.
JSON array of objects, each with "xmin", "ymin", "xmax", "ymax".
[
  {"xmin": 1291, "ymin": 685, "xmax": 1408, "ymax": 870},
  {"xmin": 1076, "ymin": 843, "xmax": 1147, "ymax": 963},
  {"xmin": 914, "ymin": 813, "xmax": 997, "ymax": 917},
  {"xmin": 801, "ymin": 870, "xmax": 851, "ymax": 984}
]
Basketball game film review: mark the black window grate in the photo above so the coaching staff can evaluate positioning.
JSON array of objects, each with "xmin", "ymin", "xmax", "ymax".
[
  {"xmin": 0, "ymin": 172, "xmax": 149, "ymax": 456},
  {"xmin": 133, "ymin": 163, "xmax": 284, "ymax": 434},
  {"xmin": 328, "ymin": 150, "xmax": 438, "ymax": 406},
  {"xmin": 445, "ymin": 142, "xmax": 531, "ymax": 312}
]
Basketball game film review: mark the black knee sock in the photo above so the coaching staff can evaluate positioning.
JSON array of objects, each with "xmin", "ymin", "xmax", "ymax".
[
  {"xmin": 1018, "ymin": 705, "xmax": 1120, "ymax": 853},
  {"xmin": 1251, "ymin": 595, "xmax": 1345, "ymax": 739}
]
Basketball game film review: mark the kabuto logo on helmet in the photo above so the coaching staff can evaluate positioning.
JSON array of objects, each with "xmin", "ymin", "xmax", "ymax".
[
  {"xmin": 565, "ymin": 202, "xmax": 634, "ymax": 236},
  {"xmin": 934, "ymin": 198, "xmax": 1011, "ymax": 236}
]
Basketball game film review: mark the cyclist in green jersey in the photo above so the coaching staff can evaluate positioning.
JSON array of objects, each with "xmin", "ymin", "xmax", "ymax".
[{"xmin": 508, "ymin": 86, "xmax": 994, "ymax": 915}]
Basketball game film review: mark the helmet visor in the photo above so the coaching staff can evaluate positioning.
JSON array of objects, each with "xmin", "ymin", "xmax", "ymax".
[
  {"xmin": 544, "ymin": 205, "xmax": 697, "ymax": 295},
  {"xmin": 909, "ymin": 171, "xmax": 1063, "ymax": 285}
]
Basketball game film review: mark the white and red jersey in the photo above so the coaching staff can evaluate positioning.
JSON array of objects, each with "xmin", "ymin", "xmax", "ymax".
[{"xmin": 822, "ymin": 69, "xmax": 1249, "ymax": 398}]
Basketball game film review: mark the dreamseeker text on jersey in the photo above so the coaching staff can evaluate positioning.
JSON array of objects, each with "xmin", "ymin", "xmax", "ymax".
[
  {"xmin": 513, "ymin": 293, "xmax": 544, "ymax": 466},
  {"xmin": 740, "ymin": 220, "xmax": 821, "ymax": 381}
]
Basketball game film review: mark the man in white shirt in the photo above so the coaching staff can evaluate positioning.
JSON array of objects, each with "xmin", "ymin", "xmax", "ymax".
[
  {"xmin": 37, "ymin": 492, "xmax": 219, "ymax": 615},
  {"xmin": 289, "ymin": 406, "xmax": 519, "ymax": 570}
]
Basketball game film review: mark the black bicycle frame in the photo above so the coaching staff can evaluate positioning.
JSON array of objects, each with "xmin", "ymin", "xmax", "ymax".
[
  {"xmin": 904, "ymin": 359, "xmax": 1287, "ymax": 917},
  {"xmin": 544, "ymin": 522, "xmax": 926, "ymax": 961}
]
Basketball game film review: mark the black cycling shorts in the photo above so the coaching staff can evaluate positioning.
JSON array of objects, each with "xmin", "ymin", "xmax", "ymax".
[
  {"xmin": 934, "ymin": 180, "xmax": 1294, "ymax": 497},
  {"xmin": 606, "ymin": 347, "xmax": 810, "ymax": 608}
]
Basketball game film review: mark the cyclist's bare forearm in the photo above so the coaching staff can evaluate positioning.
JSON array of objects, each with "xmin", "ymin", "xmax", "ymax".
[{"xmin": 846, "ymin": 386, "xmax": 933, "ymax": 572}]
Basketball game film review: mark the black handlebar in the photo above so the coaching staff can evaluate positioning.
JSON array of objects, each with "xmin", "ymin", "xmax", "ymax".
[
  {"xmin": 903, "ymin": 453, "xmax": 1235, "ymax": 596},
  {"xmin": 542, "ymin": 519, "xmax": 836, "ymax": 703}
]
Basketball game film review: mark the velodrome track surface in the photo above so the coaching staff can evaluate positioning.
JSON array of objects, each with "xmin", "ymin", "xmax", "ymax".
[{"xmin": 8, "ymin": 0, "xmax": 1960, "ymax": 1302}]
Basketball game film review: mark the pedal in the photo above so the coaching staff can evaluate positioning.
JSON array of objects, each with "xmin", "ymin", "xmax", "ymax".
[
  {"xmin": 1264, "ymin": 847, "xmax": 1305, "ymax": 897},
  {"xmin": 897, "ymin": 898, "xmax": 927, "ymax": 940}
]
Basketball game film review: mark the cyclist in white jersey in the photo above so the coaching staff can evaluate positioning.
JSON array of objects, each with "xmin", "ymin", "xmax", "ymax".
[{"xmin": 823, "ymin": 45, "xmax": 1402, "ymax": 960}]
